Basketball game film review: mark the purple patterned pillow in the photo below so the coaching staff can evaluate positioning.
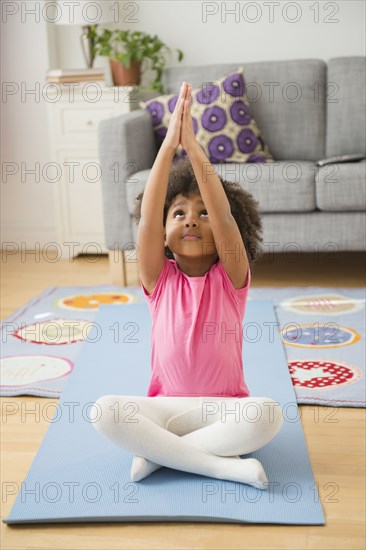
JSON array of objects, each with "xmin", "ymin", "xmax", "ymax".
[{"xmin": 139, "ymin": 67, "xmax": 274, "ymax": 164}]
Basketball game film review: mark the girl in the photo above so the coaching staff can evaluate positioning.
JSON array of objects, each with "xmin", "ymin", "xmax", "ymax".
[{"xmin": 91, "ymin": 82, "xmax": 284, "ymax": 490}]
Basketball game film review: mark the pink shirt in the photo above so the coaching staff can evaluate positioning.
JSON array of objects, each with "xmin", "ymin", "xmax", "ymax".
[{"xmin": 140, "ymin": 257, "xmax": 251, "ymax": 398}]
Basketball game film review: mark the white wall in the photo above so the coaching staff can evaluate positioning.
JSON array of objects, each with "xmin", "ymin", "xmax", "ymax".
[
  {"xmin": 1, "ymin": 0, "xmax": 365, "ymax": 249},
  {"xmin": 1, "ymin": 5, "xmax": 55, "ymax": 248}
]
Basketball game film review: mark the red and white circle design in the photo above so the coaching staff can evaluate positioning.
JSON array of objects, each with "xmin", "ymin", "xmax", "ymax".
[
  {"xmin": 288, "ymin": 359, "xmax": 362, "ymax": 390},
  {"xmin": 280, "ymin": 294, "xmax": 363, "ymax": 315},
  {"xmin": 1, "ymin": 355, "xmax": 73, "ymax": 386},
  {"xmin": 13, "ymin": 318, "xmax": 93, "ymax": 345}
]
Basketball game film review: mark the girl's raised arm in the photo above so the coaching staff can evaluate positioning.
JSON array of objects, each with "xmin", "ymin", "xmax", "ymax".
[
  {"xmin": 181, "ymin": 85, "xmax": 250, "ymax": 290},
  {"xmin": 137, "ymin": 83, "xmax": 187, "ymax": 293}
]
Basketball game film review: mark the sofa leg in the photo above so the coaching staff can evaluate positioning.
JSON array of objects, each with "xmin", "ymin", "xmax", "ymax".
[{"xmin": 108, "ymin": 250, "xmax": 127, "ymax": 286}]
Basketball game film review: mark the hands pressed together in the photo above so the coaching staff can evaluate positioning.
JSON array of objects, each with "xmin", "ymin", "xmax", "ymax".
[{"xmin": 164, "ymin": 82, "xmax": 198, "ymax": 154}]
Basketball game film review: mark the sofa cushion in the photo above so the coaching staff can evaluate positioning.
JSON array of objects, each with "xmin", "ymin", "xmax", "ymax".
[
  {"xmin": 163, "ymin": 59, "xmax": 326, "ymax": 161},
  {"xmin": 140, "ymin": 67, "xmax": 274, "ymax": 164},
  {"xmin": 126, "ymin": 161, "xmax": 316, "ymax": 218},
  {"xmin": 316, "ymin": 160, "xmax": 366, "ymax": 211},
  {"xmin": 260, "ymin": 212, "xmax": 366, "ymax": 253},
  {"xmin": 131, "ymin": 210, "xmax": 366, "ymax": 253},
  {"xmin": 326, "ymin": 57, "xmax": 366, "ymax": 157}
]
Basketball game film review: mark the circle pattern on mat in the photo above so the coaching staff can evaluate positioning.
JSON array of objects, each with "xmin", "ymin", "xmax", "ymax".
[
  {"xmin": 280, "ymin": 294, "xmax": 364, "ymax": 315},
  {"xmin": 1, "ymin": 355, "xmax": 73, "ymax": 386},
  {"xmin": 13, "ymin": 318, "xmax": 94, "ymax": 345},
  {"xmin": 288, "ymin": 359, "xmax": 362, "ymax": 390},
  {"xmin": 281, "ymin": 323, "xmax": 361, "ymax": 348},
  {"xmin": 58, "ymin": 292, "xmax": 137, "ymax": 310}
]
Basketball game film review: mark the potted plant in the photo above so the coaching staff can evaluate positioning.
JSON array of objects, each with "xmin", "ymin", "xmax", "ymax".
[{"xmin": 89, "ymin": 28, "xmax": 184, "ymax": 92}]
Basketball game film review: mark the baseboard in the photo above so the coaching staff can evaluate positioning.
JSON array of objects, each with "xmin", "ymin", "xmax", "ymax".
[{"xmin": 1, "ymin": 223, "xmax": 58, "ymax": 250}]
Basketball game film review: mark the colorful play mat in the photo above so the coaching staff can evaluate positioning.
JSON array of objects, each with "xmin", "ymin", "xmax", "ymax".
[{"xmin": 1, "ymin": 285, "xmax": 365, "ymax": 407}]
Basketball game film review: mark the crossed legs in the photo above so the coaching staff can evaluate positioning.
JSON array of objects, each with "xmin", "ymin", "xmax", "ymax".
[{"xmin": 91, "ymin": 395, "xmax": 284, "ymax": 490}]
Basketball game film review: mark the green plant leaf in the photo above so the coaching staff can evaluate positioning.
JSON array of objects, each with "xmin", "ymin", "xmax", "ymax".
[{"xmin": 92, "ymin": 27, "xmax": 184, "ymax": 92}]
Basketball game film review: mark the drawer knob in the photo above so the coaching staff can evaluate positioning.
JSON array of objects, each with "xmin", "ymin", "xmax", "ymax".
[{"xmin": 87, "ymin": 120, "xmax": 93, "ymax": 126}]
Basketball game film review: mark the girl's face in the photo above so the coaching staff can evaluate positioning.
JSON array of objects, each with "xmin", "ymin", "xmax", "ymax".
[{"xmin": 164, "ymin": 193, "xmax": 218, "ymax": 262}]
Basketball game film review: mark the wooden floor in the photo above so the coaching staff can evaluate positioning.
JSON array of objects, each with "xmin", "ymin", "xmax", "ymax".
[{"xmin": 1, "ymin": 251, "xmax": 365, "ymax": 549}]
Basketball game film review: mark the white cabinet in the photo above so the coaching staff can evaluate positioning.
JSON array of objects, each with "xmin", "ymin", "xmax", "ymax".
[{"xmin": 46, "ymin": 84, "xmax": 136, "ymax": 257}]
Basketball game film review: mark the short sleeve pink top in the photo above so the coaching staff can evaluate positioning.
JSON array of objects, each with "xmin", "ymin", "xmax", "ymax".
[{"xmin": 140, "ymin": 257, "xmax": 251, "ymax": 398}]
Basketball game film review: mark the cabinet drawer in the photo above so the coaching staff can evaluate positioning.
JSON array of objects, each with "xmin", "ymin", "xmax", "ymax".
[
  {"xmin": 62, "ymin": 108, "xmax": 116, "ymax": 135},
  {"xmin": 56, "ymin": 150, "xmax": 106, "ymax": 247}
]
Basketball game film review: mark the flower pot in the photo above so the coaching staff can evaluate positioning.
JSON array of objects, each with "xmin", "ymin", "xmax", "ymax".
[{"xmin": 109, "ymin": 59, "xmax": 141, "ymax": 86}]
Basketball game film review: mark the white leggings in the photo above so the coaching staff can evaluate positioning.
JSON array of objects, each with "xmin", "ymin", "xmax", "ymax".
[{"xmin": 91, "ymin": 395, "xmax": 284, "ymax": 489}]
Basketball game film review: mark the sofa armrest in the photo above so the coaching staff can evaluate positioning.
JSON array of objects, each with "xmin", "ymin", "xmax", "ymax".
[
  {"xmin": 315, "ymin": 153, "xmax": 365, "ymax": 167},
  {"xmin": 98, "ymin": 109, "xmax": 157, "ymax": 250}
]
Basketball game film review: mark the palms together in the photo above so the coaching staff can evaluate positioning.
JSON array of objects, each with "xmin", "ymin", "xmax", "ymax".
[{"xmin": 164, "ymin": 82, "xmax": 196, "ymax": 152}]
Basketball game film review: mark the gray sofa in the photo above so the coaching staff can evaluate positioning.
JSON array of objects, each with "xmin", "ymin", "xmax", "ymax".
[{"xmin": 98, "ymin": 57, "xmax": 366, "ymax": 285}]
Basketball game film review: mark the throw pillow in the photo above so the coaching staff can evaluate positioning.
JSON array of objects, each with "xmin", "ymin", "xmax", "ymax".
[{"xmin": 139, "ymin": 67, "xmax": 274, "ymax": 164}]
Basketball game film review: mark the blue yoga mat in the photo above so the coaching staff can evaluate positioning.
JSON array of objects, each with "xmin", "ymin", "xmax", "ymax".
[
  {"xmin": 2, "ymin": 285, "xmax": 364, "ymax": 408},
  {"xmin": 4, "ymin": 300, "xmax": 325, "ymax": 525}
]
